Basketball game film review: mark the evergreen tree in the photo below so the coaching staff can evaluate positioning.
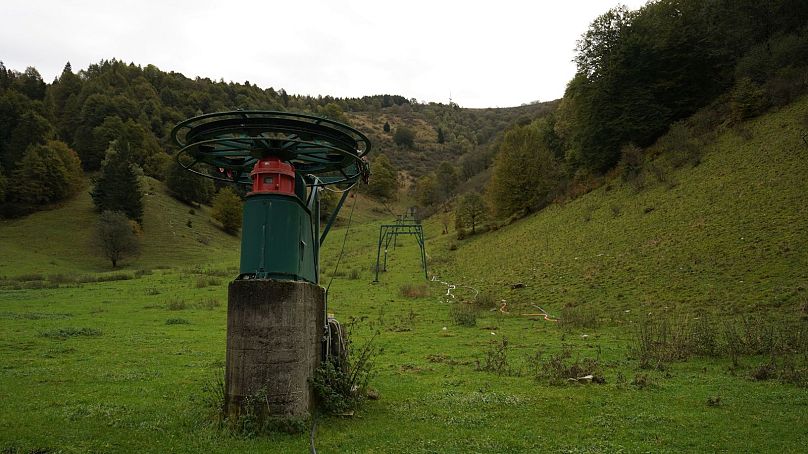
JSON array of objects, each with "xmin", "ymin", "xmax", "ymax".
[
  {"xmin": 91, "ymin": 141, "xmax": 144, "ymax": 224},
  {"xmin": 437, "ymin": 127, "xmax": 445, "ymax": 144},
  {"xmin": 383, "ymin": 121, "xmax": 391, "ymax": 133}
]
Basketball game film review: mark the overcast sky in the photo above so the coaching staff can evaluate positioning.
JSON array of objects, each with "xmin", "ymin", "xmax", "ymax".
[{"xmin": 1, "ymin": 0, "xmax": 648, "ymax": 108}]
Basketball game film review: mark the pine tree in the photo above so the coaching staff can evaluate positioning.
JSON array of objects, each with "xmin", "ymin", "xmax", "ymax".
[{"xmin": 91, "ymin": 141, "xmax": 144, "ymax": 224}]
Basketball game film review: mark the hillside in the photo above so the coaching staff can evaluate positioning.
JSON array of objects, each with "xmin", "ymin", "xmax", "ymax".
[
  {"xmin": 347, "ymin": 102, "xmax": 557, "ymax": 178},
  {"xmin": 431, "ymin": 95, "xmax": 808, "ymax": 318},
  {"xmin": 0, "ymin": 177, "xmax": 241, "ymax": 276},
  {"xmin": 1, "ymin": 97, "xmax": 807, "ymax": 453}
]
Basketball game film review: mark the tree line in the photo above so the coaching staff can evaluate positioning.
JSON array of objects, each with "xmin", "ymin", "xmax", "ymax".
[{"xmin": 442, "ymin": 0, "xmax": 808, "ymax": 235}]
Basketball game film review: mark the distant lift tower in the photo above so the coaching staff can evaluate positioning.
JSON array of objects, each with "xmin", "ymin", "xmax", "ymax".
[{"xmin": 374, "ymin": 210, "xmax": 427, "ymax": 282}]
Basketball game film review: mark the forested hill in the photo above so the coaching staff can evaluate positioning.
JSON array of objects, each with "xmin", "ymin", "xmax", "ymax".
[
  {"xmin": 0, "ymin": 58, "xmax": 554, "ymax": 218},
  {"xmin": 2, "ymin": 1, "xmax": 807, "ymax": 224}
]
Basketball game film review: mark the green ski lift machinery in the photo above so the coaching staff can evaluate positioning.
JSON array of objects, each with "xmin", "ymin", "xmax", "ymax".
[{"xmin": 172, "ymin": 111, "xmax": 370, "ymax": 283}]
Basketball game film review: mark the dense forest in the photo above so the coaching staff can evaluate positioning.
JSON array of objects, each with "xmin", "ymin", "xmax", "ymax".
[
  {"xmin": 478, "ymin": 0, "xmax": 808, "ymax": 225},
  {"xmin": 0, "ymin": 56, "xmax": 551, "ymax": 220},
  {"xmin": 1, "ymin": 0, "xmax": 807, "ymax": 228}
]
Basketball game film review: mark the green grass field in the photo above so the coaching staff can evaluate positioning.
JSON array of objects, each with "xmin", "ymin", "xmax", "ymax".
[{"xmin": 1, "ymin": 99, "xmax": 807, "ymax": 452}]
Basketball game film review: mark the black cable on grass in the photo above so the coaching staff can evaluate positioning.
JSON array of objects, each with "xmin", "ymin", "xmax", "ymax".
[{"xmin": 325, "ymin": 193, "xmax": 357, "ymax": 299}]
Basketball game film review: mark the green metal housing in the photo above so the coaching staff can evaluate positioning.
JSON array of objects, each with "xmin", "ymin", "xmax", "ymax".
[{"xmin": 240, "ymin": 193, "xmax": 318, "ymax": 283}]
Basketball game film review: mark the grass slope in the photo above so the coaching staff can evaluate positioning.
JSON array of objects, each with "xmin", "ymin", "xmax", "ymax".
[
  {"xmin": 436, "ymin": 96, "xmax": 808, "ymax": 318},
  {"xmin": 1, "ymin": 99, "xmax": 807, "ymax": 452},
  {"xmin": 0, "ymin": 178, "xmax": 241, "ymax": 276}
]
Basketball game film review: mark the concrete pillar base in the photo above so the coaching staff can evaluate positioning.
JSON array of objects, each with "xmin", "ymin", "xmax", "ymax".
[{"xmin": 225, "ymin": 279, "xmax": 324, "ymax": 418}]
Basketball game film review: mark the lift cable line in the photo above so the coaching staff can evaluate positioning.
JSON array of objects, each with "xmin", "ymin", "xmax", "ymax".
[{"xmin": 325, "ymin": 193, "xmax": 358, "ymax": 298}]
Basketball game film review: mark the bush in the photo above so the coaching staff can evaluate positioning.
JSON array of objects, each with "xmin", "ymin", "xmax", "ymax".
[
  {"xmin": 449, "ymin": 303, "xmax": 477, "ymax": 327},
  {"xmin": 560, "ymin": 305, "xmax": 600, "ymax": 330},
  {"xmin": 657, "ymin": 122, "xmax": 702, "ymax": 169},
  {"xmin": 473, "ymin": 291, "xmax": 498, "ymax": 310},
  {"xmin": 475, "ymin": 337, "xmax": 515, "ymax": 376},
  {"xmin": 312, "ymin": 331, "xmax": 378, "ymax": 415},
  {"xmin": 400, "ymin": 283, "xmax": 430, "ymax": 298},
  {"xmin": 618, "ymin": 143, "xmax": 644, "ymax": 188},
  {"xmin": 40, "ymin": 327, "xmax": 102, "ymax": 339},
  {"xmin": 530, "ymin": 349, "xmax": 604, "ymax": 386},
  {"xmin": 393, "ymin": 126, "xmax": 415, "ymax": 147},
  {"xmin": 211, "ymin": 187, "xmax": 243, "ymax": 234},
  {"xmin": 730, "ymin": 78, "xmax": 768, "ymax": 122},
  {"xmin": 166, "ymin": 298, "xmax": 188, "ymax": 310}
]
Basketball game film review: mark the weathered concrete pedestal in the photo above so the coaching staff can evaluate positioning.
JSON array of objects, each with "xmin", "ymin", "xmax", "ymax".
[{"xmin": 225, "ymin": 279, "xmax": 324, "ymax": 418}]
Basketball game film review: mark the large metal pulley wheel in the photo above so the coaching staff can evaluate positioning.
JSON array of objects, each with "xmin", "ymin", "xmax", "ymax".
[{"xmin": 171, "ymin": 110, "xmax": 371, "ymax": 187}]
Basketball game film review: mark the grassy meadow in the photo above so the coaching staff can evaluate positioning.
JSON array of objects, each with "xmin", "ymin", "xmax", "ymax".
[{"xmin": 2, "ymin": 99, "xmax": 808, "ymax": 452}]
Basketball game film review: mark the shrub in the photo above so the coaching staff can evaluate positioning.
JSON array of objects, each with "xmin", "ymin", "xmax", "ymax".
[
  {"xmin": 312, "ymin": 331, "xmax": 378, "ymax": 415},
  {"xmin": 393, "ymin": 126, "xmax": 415, "ymax": 147},
  {"xmin": 449, "ymin": 303, "xmax": 477, "ymax": 327},
  {"xmin": 657, "ymin": 122, "xmax": 702, "ymax": 169},
  {"xmin": 560, "ymin": 305, "xmax": 600, "ymax": 330},
  {"xmin": 530, "ymin": 349, "xmax": 604, "ymax": 386},
  {"xmin": 166, "ymin": 298, "xmax": 188, "ymax": 310},
  {"xmin": 475, "ymin": 337, "xmax": 515, "ymax": 376},
  {"xmin": 618, "ymin": 143, "xmax": 644, "ymax": 188},
  {"xmin": 196, "ymin": 276, "xmax": 221, "ymax": 288},
  {"xmin": 730, "ymin": 78, "xmax": 768, "ymax": 122},
  {"xmin": 473, "ymin": 291, "xmax": 498, "ymax": 310},
  {"xmin": 197, "ymin": 298, "xmax": 221, "ymax": 310},
  {"xmin": 211, "ymin": 187, "xmax": 243, "ymax": 234},
  {"xmin": 40, "ymin": 327, "xmax": 102, "ymax": 340},
  {"xmin": 400, "ymin": 283, "xmax": 430, "ymax": 298}
]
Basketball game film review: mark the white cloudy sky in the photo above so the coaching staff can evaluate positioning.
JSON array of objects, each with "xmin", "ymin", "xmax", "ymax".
[{"xmin": 1, "ymin": 0, "xmax": 648, "ymax": 108}]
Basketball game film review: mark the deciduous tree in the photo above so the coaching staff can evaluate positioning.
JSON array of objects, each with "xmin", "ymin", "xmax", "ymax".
[
  {"xmin": 393, "ymin": 126, "xmax": 415, "ymax": 148},
  {"xmin": 95, "ymin": 210, "xmax": 140, "ymax": 268},
  {"xmin": 455, "ymin": 192, "xmax": 487, "ymax": 234},
  {"xmin": 211, "ymin": 187, "xmax": 243, "ymax": 234},
  {"xmin": 366, "ymin": 154, "xmax": 398, "ymax": 201}
]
